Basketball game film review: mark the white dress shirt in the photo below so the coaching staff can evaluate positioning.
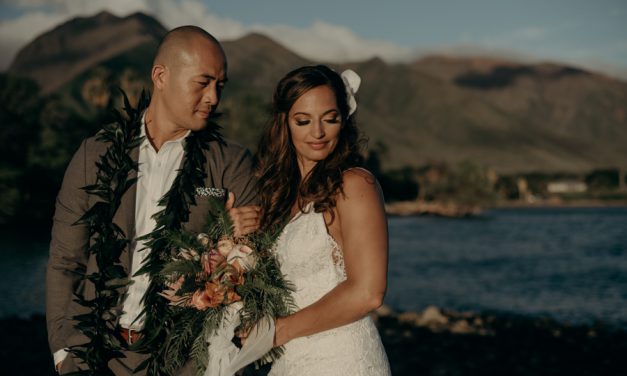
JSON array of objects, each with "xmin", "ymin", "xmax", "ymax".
[
  {"xmin": 119, "ymin": 120, "xmax": 190, "ymax": 329},
  {"xmin": 54, "ymin": 116, "xmax": 190, "ymax": 366}
]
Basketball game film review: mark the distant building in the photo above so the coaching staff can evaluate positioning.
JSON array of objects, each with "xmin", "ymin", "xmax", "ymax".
[
  {"xmin": 516, "ymin": 177, "xmax": 536, "ymax": 202},
  {"xmin": 547, "ymin": 181, "xmax": 588, "ymax": 194}
]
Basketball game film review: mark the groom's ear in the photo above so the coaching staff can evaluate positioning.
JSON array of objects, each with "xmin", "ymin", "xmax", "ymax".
[{"xmin": 152, "ymin": 64, "xmax": 167, "ymax": 90}]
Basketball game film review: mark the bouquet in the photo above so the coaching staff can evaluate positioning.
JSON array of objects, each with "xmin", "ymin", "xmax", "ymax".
[{"xmin": 156, "ymin": 196, "xmax": 293, "ymax": 376}]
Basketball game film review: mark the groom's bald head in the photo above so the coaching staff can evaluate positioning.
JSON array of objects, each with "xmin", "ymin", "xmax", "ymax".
[{"xmin": 153, "ymin": 25, "xmax": 226, "ymax": 69}]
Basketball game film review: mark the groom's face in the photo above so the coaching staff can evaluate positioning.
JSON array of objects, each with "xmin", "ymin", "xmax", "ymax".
[{"xmin": 161, "ymin": 38, "xmax": 227, "ymax": 132}]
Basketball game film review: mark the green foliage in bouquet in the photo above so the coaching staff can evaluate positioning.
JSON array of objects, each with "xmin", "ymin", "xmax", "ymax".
[
  {"xmin": 131, "ymin": 115, "xmax": 225, "ymax": 376},
  {"xmin": 67, "ymin": 89, "xmax": 148, "ymax": 375},
  {"xmin": 155, "ymin": 197, "xmax": 295, "ymax": 376}
]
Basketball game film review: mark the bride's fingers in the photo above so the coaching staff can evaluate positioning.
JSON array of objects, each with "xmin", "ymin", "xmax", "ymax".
[
  {"xmin": 235, "ymin": 328, "xmax": 251, "ymax": 347},
  {"xmin": 238, "ymin": 217, "xmax": 260, "ymax": 227},
  {"xmin": 228, "ymin": 206, "xmax": 261, "ymax": 218},
  {"xmin": 234, "ymin": 212, "xmax": 260, "ymax": 223},
  {"xmin": 232, "ymin": 218, "xmax": 260, "ymax": 236},
  {"xmin": 229, "ymin": 209, "xmax": 260, "ymax": 223},
  {"xmin": 229, "ymin": 206, "xmax": 260, "ymax": 236},
  {"xmin": 235, "ymin": 224, "xmax": 260, "ymax": 237}
]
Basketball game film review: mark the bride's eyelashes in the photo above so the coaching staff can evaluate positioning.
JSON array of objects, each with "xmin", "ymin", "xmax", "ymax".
[
  {"xmin": 296, "ymin": 119, "xmax": 310, "ymax": 126},
  {"xmin": 326, "ymin": 116, "xmax": 340, "ymax": 124},
  {"xmin": 294, "ymin": 116, "xmax": 341, "ymax": 127}
]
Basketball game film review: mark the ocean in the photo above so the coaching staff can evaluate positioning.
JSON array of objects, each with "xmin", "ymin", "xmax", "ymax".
[
  {"xmin": 2, "ymin": 206, "xmax": 626, "ymax": 328},
  {"xmin": 385, "ymin": 206, "xmax": 627, "ymax": 327}
]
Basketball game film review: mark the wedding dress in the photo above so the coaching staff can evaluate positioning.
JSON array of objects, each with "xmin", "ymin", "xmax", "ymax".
[{"xmin": 269, "ymin": 203, "xmax": 391, "ymax": 376}]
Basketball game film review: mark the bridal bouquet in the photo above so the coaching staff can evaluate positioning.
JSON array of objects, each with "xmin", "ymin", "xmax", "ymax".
[{"xmin": 157, "ymin": 196, "xmax": 293, "ymax": 376}]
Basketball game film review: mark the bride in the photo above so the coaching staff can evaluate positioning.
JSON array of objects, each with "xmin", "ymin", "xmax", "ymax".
[{"xmin": 253, "ymin": 65, "xmax": 391, "ymax": 375}]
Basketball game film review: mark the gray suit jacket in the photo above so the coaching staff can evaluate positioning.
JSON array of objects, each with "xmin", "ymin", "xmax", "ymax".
[{"xmin": 46, "ymin": 133, "xmax": 257, "ymax": 373}]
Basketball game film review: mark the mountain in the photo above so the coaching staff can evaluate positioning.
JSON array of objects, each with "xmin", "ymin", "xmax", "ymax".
[
  {"xmin": 357, "ymin": 56, "xmax": 627, "ymax": 172},
  {"xmin": 6, "ymin": 12, "xmax": 627, "ymax": 173},
  {"xmin": 8, "ymin": 11, "xmax": 166, "ymax": 94}
]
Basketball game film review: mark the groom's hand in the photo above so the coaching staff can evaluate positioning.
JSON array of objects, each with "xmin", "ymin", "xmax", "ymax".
[{"xmin": 226, "ymin": 192, "xmax": 260, "ymax": 237}]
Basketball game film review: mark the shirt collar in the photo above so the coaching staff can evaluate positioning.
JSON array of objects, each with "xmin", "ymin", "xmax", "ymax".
[{"xmin": 140, "ymin": 112, "xmax": 191, "ymax": 150}]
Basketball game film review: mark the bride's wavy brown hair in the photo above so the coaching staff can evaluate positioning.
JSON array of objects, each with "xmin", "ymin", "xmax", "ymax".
[{"xmin": 255, "ymin": 65, "xmax": 366, "ymax": 230}]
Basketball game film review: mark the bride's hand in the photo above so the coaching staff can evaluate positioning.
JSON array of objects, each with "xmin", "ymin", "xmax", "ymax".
[
  {"xmin": 235, "ymin": 326, "xmax": 250, "ymax": 347},
  {"xmin": 226, "ymin": 192, "xmax": 261, "ymax": 237},
  {"xmin": 236, "ymin": 318, "xmax": 282, "ymax": 348}
]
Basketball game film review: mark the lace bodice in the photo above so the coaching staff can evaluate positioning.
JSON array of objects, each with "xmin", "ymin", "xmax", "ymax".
[
  {"xmin": 274, "ymin": 204, "xmax": 346, "ymax": 308},
  {"xmin": 269, "ymin": 204, "xmax": 391, "ymax": 376}
]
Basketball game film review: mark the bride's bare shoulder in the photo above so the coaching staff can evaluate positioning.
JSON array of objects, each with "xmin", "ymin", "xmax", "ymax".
[
  {"xmin": 337, "ymin": 168, "xmax": 383, "ymax": 206},
  {"xmin": 344, "ymin": 167, "xmax": 375, "ymax": 181}
]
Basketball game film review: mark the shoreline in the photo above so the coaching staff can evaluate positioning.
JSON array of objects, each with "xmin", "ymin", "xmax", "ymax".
[
  {"xmin": 386, "ymin": 199, "xmax": 627, "ymax": 217},
  {"xmin": 491, "ymin": 198, "xmax": 627, "ymax": 209},
  {"xmin": 3, "ymin": 306, "xmax": 624, "ymax": 376}
]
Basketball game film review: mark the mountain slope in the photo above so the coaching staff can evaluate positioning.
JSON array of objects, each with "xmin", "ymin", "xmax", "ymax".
[
  {"xmin": 6, "ymin": 12, "xmax": 627, "ymax": 173},
  {"xmin": 8, "ymin": 11, "xmax": 166, "ymax": 94}
]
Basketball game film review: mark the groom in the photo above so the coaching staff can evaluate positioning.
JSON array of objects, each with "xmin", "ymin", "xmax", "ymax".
[{"xmin": 46, "ymin": 26, "xmax": 259, "ymax": 375}]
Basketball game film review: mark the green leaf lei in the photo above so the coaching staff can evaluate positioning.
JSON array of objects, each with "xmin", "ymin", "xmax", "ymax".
[
  {"xmin": 71, "ymin": 90, "xmax": 293, "ymax": 376},
  {"xmin": 131, "ymin": 108, "xmax": 225, "ymax": 376},
  {"xmin": 68, "ymin": 90, "xmax": 148, "ymax": 376},
  {"xmin": 69, "ymin": 89, "xmax": 220, "ymax": 375}
]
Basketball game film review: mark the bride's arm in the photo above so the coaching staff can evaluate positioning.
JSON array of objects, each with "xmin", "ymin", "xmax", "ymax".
[{"xmin": 274, "ymin": 168, "xmax": 388, "ymax": 347}]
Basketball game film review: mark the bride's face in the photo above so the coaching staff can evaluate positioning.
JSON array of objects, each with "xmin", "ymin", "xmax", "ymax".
[{"xmin": 287, "ymin": 85, "xmax": 342, "ymax": 175}]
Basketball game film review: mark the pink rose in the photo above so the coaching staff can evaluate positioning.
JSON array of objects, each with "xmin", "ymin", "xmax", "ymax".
[
  {"xmin": 217, "ymin": 237, "xmax": 235, "ymax": 257},
  {"xmin": 201, "ymin": 249, "xmax": 226, "ymax": 275}
]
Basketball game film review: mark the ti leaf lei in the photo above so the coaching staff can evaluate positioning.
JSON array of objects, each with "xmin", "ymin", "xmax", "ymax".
[
  {"xmin": 70, "ymin": 90, "xmax": 224, "ymax": 375},
  {"xmin": 133, "ymin": 109, "xmax": 224, "ymax": 376},
  {"xmin": 69, "ymin": 90, "xmax": 148, "ymax": 376}
]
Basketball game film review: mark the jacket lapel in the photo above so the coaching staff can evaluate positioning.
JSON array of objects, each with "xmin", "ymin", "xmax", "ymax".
[{"xmin": 116, "ymin": 145, "xmax": 139, "ymax": 273}]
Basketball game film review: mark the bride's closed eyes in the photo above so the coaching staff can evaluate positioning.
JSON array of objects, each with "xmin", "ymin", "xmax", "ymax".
[{"xmin": 293, "ymin": 113, "xmax": 341, "ymax": 127}]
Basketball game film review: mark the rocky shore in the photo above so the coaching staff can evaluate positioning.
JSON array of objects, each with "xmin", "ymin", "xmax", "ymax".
[
  {"xmin": 2, "ymin": 306, "xmax": 625, "ymax": 375},
  {"xmin": 385, "ymin": 199, "xmax": 627, "ymax": 217},
  {"xmin": 373, "ymin": 305, "xmax": 625, "ymax": 375},
  {"xmin": 385, "ymin": 201, "xmax": 482, "ymax": 217}
]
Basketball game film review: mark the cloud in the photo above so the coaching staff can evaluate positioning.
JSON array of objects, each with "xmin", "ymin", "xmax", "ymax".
[
  {"xmin": 149, "ymin": 1, "xmax": 412, "ymax": 62},
  {"xmin": 1, "ymin": 1, "xmax": 626, "ymax": 81},
  {"xmin": 0, "ymin": 0, "xmax": 151, "ymax": 68},
  {"xmin": 0, "ymin": 10, "xmax": 67, "ymax": 68},
  {"xmin": 0, "ymin": 0, "xmax": 411, "ymax": 70},
  {"xmin": 250, "ymin": 21, "xmax": 412, "ymax": 63},
  {"xmin": 149, "ymin": 0, "xmax": 247, "ymax": 40},
  {"xmin": 483, "ymin": 26, "xmax": 548, "ymax": 47},
  {"xmin": 512, "ymin": 26, "xmax": 547, "ymax": 40}
]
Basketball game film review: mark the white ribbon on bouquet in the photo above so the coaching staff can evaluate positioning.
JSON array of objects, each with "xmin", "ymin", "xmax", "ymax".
[
  {"xmin": 203, "ymin": 246, "xmax": 276, "ymax": 376},
  {"xmin": 203, "ymin": 302, "xmax": 275, "ymax": 376}
]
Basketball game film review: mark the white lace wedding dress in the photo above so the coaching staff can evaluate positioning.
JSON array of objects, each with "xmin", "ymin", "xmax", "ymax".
[{"xmin": 269, "ymin": 203, "xmax": 391, "ymax": 376}]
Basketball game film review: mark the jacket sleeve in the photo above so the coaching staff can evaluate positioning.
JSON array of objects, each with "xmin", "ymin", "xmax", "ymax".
[
  {"xmin": 46, "ymin": 139, "xmax": 90, "ymax": 354},
  {"xmin": 222, "ymin": 144, "xmax": 258, "ymax": 206}
]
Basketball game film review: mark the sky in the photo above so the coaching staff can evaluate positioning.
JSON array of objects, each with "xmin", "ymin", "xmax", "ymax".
[{"xmin": 1, "ymin": 0, "xmax": 627, "ymax": 79}]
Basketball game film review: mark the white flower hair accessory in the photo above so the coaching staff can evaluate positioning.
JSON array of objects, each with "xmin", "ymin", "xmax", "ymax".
[{"xmin": 340, "ymin": 69, "xmax": 361, "ymax": 116}]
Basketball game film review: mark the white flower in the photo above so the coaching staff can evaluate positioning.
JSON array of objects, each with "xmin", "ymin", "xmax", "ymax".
[{"xmin": 341, "ymin": 69, "xmax": 361, "ymax": 116}]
